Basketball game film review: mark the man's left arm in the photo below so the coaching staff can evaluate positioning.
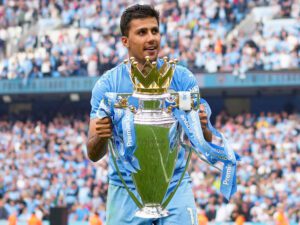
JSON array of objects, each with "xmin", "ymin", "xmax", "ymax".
[{"xmin": 199, "ymin": 104, "xmax": 212, "ymax": 142}]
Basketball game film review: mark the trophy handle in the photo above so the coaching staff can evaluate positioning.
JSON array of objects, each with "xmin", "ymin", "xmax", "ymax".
[
  {"xmin": 161, "ymin": 146, "xmax": 192, "ymax": 209},
  {"xmin": 108, "ymin": 139, "xmax": 143, "ymax": 209}
]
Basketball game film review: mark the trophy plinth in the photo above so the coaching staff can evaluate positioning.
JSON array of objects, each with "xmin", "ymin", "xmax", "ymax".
[{"xmin": 135, "ymin": 205, "xmax": 169, "ymax": 218}]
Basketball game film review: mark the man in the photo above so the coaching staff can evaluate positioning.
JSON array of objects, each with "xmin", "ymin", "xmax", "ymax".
[
  {"xmin": 0, "ymin": 198, "xmax": 8, "ymax": 220},
  {"xmin": 87, "ymin": 4, "xmax": 212, "ymax": 225},
  {"xmin": 8, "ymin": 212, "xmax": 17, "ymax": 225},
  {"xmin": 27, "ymin": 212, "xmax": 42, "ymax": 225}
]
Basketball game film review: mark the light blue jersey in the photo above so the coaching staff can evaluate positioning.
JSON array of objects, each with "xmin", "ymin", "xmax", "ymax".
[{"xmin": 90, "ymin": 59, "xmax": 199, "ymax": 189}]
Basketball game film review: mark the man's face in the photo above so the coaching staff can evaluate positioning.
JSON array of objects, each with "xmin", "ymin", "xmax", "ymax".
[{"xmin": 122, "ymin": 17, "xmax": 161, "ymax": 65}]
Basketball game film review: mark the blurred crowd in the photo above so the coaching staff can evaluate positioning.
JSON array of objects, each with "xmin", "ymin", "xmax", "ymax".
[
  {"xmin": 192, "ymin": 111, "xmax": 300, "ymax": 223},
  {"xmin": 0, "ymin": 110, "xmax": 299, "ymax": 223},
  {"xmin": 0, "ymin": 0, "xmax": 299, "ymax": 80}
]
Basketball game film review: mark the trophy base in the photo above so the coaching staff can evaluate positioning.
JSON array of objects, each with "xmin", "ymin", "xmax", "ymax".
[{"xmin": 135, "ymin": 206, "xmax": 169, "ymax": 218}]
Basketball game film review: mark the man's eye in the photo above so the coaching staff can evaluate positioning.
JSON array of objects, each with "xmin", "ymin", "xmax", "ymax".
[
  {"xmin": 138, "ymin": 30, "xmax": 146, "ymax": 35},
  {"xmin": 152, "ymin": 29, "xmax": 158, "ymax": 34}
]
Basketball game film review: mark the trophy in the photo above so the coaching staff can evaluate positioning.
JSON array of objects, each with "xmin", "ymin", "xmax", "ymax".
[{"xmin": 107, "ymin": 56, "xmax": 199, "ymax": 218}]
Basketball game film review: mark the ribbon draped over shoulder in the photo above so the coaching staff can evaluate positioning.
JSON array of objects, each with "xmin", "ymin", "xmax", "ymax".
[{"xmin": 96, "ymin": 93, "xmax": 240, "ymax": 200}]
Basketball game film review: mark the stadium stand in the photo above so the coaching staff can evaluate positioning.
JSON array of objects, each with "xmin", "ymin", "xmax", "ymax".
[{"xmin": 0, "ymin": 0, "xmax": 299, "ymax": 80}]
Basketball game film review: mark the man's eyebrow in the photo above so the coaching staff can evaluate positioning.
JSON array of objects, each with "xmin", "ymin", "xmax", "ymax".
[
  {"xmin": 135, "ymin": 25, "xmax": 159, "ymax": 31},
  {"xmin": 136, "ymin": 27, "xmax": 147, "ymax": 31}
]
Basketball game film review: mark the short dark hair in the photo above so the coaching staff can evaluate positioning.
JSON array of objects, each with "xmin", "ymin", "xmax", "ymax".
[{"xmin": 120, "ymin": 4, "xmax": 160, "ymax": 37}]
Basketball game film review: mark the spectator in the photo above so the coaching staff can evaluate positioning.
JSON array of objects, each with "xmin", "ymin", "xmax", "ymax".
[
  {"xmin": 198, "ymin": 209, "xmax": 208, "ymax": 225},
  {"xmin": 0, "ymin": 198, "xmax": 8, "ymax": 219},
  {"xmin": 8, "ymin": 212, "xmax": 17, "ymax": 225},
  {"xmin": 89, "ymin": 212, "xmax": 103, "ymax": 225},
  {"xmin": 274, "ymin": 204, "xmax": 290, "ymax": 225},
  {"xmin": 235, "ymin": 215, "xmax": 246, "ymax": 225},
  {"xmin": 27, "ymin": 212, "xmax": 42, "ymax": 225}
]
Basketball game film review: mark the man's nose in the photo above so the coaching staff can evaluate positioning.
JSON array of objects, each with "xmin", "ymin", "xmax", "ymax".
[{"xmin": 146, "ymin": 31, "xmax": 156, "ymax": 42}]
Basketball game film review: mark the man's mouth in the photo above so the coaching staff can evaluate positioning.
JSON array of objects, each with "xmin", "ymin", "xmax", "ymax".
[
  {"xmin": 144, "ymin": 46, "xmax": 157, "ymax": 51},
  {"xmin": 144, "ymin": 47, "xmax": 158, "ymax": 57}
]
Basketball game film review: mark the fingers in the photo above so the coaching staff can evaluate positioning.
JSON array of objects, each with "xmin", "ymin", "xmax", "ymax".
[
  {"xmin": 96, "ymin": 131, "xmax": 112, "ymax": 138},
  {"xmin": 96, "ymin": 127, "xmax": 112, "ymax": 137},
  {"xmin": 200, "ymin": 122, "xmax": 207, "ymax": 130},
  {"xmin": 96, "ymin": 127, "xmax": 112, "ymax": 134},
  {"xmin": 96, "ymin": 117, "xmax": 112, "ymax": 124},
  {"xmin": 200, "ymin": 117, "xmax": 207, "ymax": 128},
  {"xmin": 199, "ymin": 104, "xmax": 207, "ymax": 118},
  {"xmin": 95, "ymin": 117, "xmax": 112, "ymax": 137},
  {"xmin": 96, "ymin": 123, "xmax": 111, "ymax": 129},
  {"xmin": 199, "ymin": 104, "xmax": 207, "ymax": 129},
  {"xmin": 199, "ymin": 104, "xmax": 205, "ymax": 113},
  {"xmin": 200, "ymin": 117, "xmax": 208, "ymax": 124}
]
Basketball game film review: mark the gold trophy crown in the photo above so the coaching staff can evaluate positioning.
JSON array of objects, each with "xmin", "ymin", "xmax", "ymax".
[{"xmin": 124, "ymin": 56, "xmax": 178, "ymax": 95}]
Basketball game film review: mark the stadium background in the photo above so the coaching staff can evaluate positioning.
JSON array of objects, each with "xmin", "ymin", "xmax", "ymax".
[{"xmin": 0, "ymin": 0, "xmax": 299, "ymax": 224}]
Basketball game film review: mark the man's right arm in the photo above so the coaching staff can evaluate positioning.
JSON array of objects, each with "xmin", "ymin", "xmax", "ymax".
[
  {"xmin": 87, "ymin": 117, "xmax": 112, "ymax": 162},
  {"xmin": 87, "ymin": 72, "xmax": 112, "ymax": 162}
]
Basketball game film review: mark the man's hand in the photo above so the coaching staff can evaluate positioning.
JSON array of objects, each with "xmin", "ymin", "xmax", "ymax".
[
  {"xmin": 87, "ymin": 117, "xmax": 112, "ymax": 162},
  {"xmin": 199, "ymin": 104, "xmax": 208, "ymax": 130},
  {"xmin": 95, "ymin": 117, "xmax": 113, "ymax": 138},
  {"xmin": 199, "ymin": 104, "xmax": 212, "ymax": 142}
]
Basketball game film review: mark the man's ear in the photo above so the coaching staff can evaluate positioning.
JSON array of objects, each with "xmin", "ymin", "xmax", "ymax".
[{"xmin": 121, "ymin": 36, "xmax": 129, "ymax": 48}]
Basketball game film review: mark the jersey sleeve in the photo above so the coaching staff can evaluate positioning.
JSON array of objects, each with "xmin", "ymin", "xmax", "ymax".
[
  {"xmin": 177, "ymin": 66, "xmax": 199, "ymax": 93},
  {"xmin": 90, "ymin": 73, "xmax": 111, "ymax": 119}
]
